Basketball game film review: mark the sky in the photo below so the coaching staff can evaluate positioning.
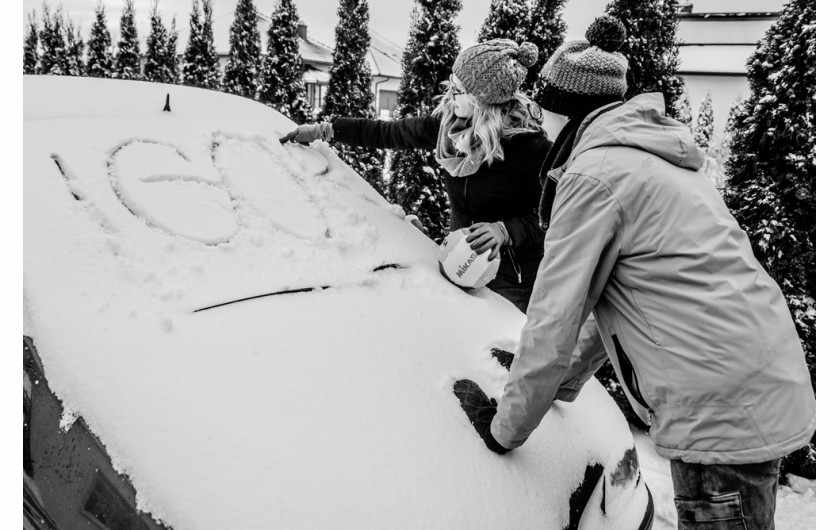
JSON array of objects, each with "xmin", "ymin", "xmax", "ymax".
[{"xmin": 20, "ymin": 0, "xmax": 611, "ymax": 49}]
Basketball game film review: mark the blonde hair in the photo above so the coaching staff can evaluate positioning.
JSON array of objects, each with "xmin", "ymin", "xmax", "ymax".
[{"xmin": 432, "ymin": 78, "xmax": 544, "ymax": 166}]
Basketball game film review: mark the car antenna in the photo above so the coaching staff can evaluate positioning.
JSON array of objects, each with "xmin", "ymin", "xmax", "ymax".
[{"xmin": 163, "ymin": 93, "xmax": 171, "ymax": 112}]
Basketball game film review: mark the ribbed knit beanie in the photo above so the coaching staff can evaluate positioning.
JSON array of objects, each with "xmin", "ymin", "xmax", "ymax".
[
  {"xmin": 535, "ymin": 16, "xmax": 629, "ymax": 117},
  {"xmin": 452, "ymin": 39, "xmax": 539, "ymax": 105}
]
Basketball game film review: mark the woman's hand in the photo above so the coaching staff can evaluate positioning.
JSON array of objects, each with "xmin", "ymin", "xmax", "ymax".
[
  {"xmin": 279, "ymin": 122, "xmax": 333, "ymax": 144},
  {"xmin": 466, "ymin": 222, "xmax": 508, "ymax": 260}
]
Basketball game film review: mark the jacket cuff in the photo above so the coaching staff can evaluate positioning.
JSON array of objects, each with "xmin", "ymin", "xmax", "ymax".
[
  {"xmin": 321, "ymin": 121, "xmax": 334, "ymax": 142},
  {"xmin": 495, "ymin": 221, "xmax": 510, "ymax": 245},
  {"xmin": 490, "ymin": 414, "xmax": 525, "ymax": 450}
]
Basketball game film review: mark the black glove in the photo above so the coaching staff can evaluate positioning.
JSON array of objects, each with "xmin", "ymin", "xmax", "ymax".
[
  {"xmin": 453, "ymin": 379, "xmax": 510, "ymax": 454},
  {"xmin": 490, "ymin": 348, "xmax": 567, "ymax": 402}
]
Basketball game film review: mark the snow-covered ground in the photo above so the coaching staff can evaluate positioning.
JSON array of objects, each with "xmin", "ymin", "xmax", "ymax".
[
  {"xmin": 24, "ymin": 76, "xmax": 657, "ymax": 529},
  {"xmin": 633, "ymin": 429, "xmax": 816, "ymax": 529}
]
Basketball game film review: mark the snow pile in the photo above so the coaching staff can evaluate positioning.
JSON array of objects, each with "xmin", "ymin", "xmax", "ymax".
[{"xmin": 23, "ymin": 76, "xmax": 648, "ymax": 529}]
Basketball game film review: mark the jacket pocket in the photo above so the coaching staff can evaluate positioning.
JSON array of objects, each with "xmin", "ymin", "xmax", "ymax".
[
  {"xmin": 612, "ymin": 335, "xmax": 651, "ymax": 411},
  {"xmin": 674, "ymin": 492, "xmax": 747, "ymax": 529}
]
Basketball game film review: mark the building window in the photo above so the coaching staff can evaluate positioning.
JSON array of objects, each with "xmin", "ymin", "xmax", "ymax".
[
  {"xmin": 306, "ymin": 83, "xmax": 327, "ymax": 115},
  {"xmin": 377, "ymin": 90, "xmax": 398, "ymax": 119}
]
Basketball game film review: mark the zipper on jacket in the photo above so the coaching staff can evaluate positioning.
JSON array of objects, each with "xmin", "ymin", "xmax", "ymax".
[
  {"xmin": 507, "ymin": 247, "xmax": 522, "ymax": 284},
  {"xmin": 611, "ymin": 335, "xmax": 651, "ymax": 411},
  {"xmin": 464, "ymin": 176, "xmax": 469, "ymax": 212}
]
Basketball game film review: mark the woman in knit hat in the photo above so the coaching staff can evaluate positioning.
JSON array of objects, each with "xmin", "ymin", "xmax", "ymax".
[{"xmin": 281, "ymin": 39, "xmax": 552, "ymax": 313}]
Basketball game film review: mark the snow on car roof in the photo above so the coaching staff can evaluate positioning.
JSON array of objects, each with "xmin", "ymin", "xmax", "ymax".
[{"xmin": 23, "ymin": 76, "xmax": 645, "ymax": 529}]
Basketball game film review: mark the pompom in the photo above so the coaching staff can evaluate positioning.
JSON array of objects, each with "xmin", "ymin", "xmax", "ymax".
[
  {"xmin": 585, "ymin": 15, "xmax": 626, "ymax": 53},
  {"xmin": 517, "ymin": 42, "xmax": 539, "ymax": 67}
]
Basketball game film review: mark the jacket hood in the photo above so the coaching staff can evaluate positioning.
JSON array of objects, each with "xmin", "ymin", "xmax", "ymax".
[{"xmin": 569, "ymin": 93, "xmax": 705, "ymax": 171}]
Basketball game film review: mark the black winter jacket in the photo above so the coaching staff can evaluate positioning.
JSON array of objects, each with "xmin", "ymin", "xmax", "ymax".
[{"xmin": 332, "ymin": 115, "xmax": 552, "ymax": 292}]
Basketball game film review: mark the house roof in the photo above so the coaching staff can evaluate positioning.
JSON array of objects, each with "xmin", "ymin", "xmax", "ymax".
[
  {"xmin": 678, "ymin": 0, "xmax": 785, "ymax": 14},
  {"xmin": 298, "ymin": 36, "xmax": 334, "ymax": 66},
  {"xmin": 175, "ymin": 12, "xmax": 402, "ymax": 80},
  {"xmin": 678, "ymin": 44, "xmax": 755, "ymax": 75},
  {"xmin": 367, "ymin": 30, "xmax": 403, "ymax": 79},
  {"xmin": 678, "ymin": 12, "xmax": 779, "ymax": 19},
  {"xmin": 674, "ymin": 2, "xmax": 781, "ymax": 75},
  {"xmin": 678, "ymin": 17, "xmax": 778, "ymax": 44}
]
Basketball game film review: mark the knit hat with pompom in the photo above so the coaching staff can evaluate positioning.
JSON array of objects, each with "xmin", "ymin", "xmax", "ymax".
[
  {"xmin": 452, "ymin": 39, "xmax": 539, "ymax": 104},
  {"xmin": 535, "ymin": 15, "xmax": 629, "ymax": 117}
]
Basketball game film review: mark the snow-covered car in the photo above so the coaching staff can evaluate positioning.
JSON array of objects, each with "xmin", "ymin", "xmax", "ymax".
[{"xmin": 23, "ymin": 75, "xmax": 654, "ymax": 529}]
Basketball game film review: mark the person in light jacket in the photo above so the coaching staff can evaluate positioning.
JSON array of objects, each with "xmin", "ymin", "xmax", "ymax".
[
  {"xmin": 281, "ymin": 39, "xmax": 552, "ymax": 313},
  {"xmin": 454, "ymin": 16, "xmax": 815, "ymax": 529}
]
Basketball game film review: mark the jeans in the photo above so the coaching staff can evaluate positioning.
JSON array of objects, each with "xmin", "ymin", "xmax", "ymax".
[{"xmin": 670, "ymin": 458, "xmax": 781, "ymax": 529}]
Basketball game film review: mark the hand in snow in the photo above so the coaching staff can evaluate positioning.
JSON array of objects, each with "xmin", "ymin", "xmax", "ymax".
[
  {"xmin": 453, "ymin": 379, "xmax": 510, "ymax": 455},
  {"xmin": 466, "ymin": 222, "xmax": 507, "ymax": 260},
  {"xmin": 279, "ymin": 123, "xmax": 332, "ymax": 145}
]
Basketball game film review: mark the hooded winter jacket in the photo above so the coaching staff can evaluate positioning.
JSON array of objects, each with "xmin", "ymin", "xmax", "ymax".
[{"xmin": 491, "ymin": 93, "xmax": 816, "ymax": 465}]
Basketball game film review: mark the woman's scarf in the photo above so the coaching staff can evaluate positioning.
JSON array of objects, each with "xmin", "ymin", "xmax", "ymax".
[
  {"xmin": 536, "ymin": 114, "xmax": 587, "ymax": 230},
  {"xmin": 434, "ymin": 116, "xmax": 485, "ymax": 177}
]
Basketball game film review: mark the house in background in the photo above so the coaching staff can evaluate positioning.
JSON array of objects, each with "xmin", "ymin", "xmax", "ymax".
[
  {"xmin": 676, "ymin": 0, "xmax": 783, "ymax": 138},
  {"xmin": 177, "ymin": 12, "xmax": 403, "ymax": 120},
  {"xmin": 366, "ymin": 30, "xmax": 403, "ymax": 119},
  {"xmin": 296, "ymin": 23, "xmax": 333, "ymax": 115},
  {"xmin": 298, "ymin": 25, "xmax": 403, "ymax": 118}
]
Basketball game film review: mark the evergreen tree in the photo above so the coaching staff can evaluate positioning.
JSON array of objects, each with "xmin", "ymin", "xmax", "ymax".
[
  {"xmin": 114, "ymin": 0, "xmax": 142, "ymax": 79},
  {"xmin": 182, "ymin": 0, "xmax": 203, "ymax": 86},
  {"xmin": 86, "ymin": 2, "xmax": 113, "ymax": 78},
  {"xmin": 720, "ymin": 95, "xmax": 743, "ymax": 154},
  {"xmin": 387, "ymin": 0, "xmax": 461, "ymax": 240},
  {"xmin": 201, "ymin": 0, "xmax": 221, "ymax": 89},
  {"xmin": 320, "ymin": 0, "xmax": 384, "ymax": 193},
  {"xmin": 182, "ymin": 0, "xmax": 220, "ymax": 88},
  {"xmin": 260, "ymin": 0, "xmax": 311, "ymax": 122},
  {"xmin": 605, "ymin": 0, "xmax": 685, "ymax": 116},
  {"xmin": 477, "ymin": 0, "xmax": 529, "ymax": 45},
  {"xmin": 65, "ymin": 18, "xmax": 85, "ymax": 76},
  {"xmin": 524, "ymin": 0, "xmax": 568, "ymax": 94},
  {"xmin": 38, "ymin": 5, "xmax": 68, "ymax": 75},
  {"xmin": 223, "ymin": 0, "xmax": 261, "ymax": 98},
  {"xmin": 144, "ymin": 2, "xmax": 178, "ymax": 83},
  {"xmin": 724, "ymin": 0, "xmax": 815, "ymax": 480},
  {"xmin": 166, "ymin": 18, "xmax": 181, "ymax": 81},
  {"xmin": 673, "ymin": 92, "xmax": 692, "ymax": 129},
  {"xmin": 23, "ymin": 10, "xmax": 39, "ymax": 74},
  {"xmin": 694, "ymin": 91, "xmax": 714, "ymax": 151}
]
